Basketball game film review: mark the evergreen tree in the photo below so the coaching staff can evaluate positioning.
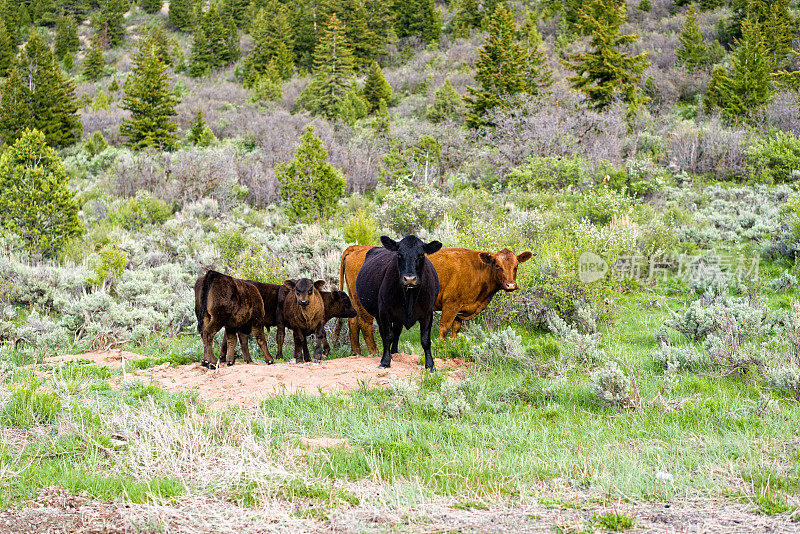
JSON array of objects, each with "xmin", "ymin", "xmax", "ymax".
[
  {"xmin": 277, "ymin": 125, "xmax": 346, "ymax": 223},
  {"xmin": 564, "ymin": 0, "xmax": 650, "ymax": 112},
  {"xmin": 120, "ymin": 38, "xmax": 180, "ymax": 150},
  {"xmin": 676, "ymin": 6, "xmax": 707, "ymax": 71},
  {"xmin": 0, "ymin": 32, "xmax": 81, "ymax": 147},
  {"xmin": 374, "ymin": 98, "xmax": 390, "ymax": 133},
  {"xmin": 393, "ymin": 0, "xmax": 441, "ymax": 43},
  {"xmin": 298, "ymin": 15, "xmax": 361, "ymax": 121},
  {"xmin": 637, "ymin": 0, "xmax": 651, "ymax": 11},
  {"xmin": 168, "ymin": 0, "xmax": 195, "ymax": 30},
  {"xmin": 725, "ymin": 0, "xmax": 794, "ymax": 69},
  {"xmin": 363, "ymin": 0, "xmax": 395, "ymax": 59},
  {"xmin": 362, "ymin": 61, "xmax": 391, "ymax": 112},
  {"xmin": 521, "ymin": 14, "xmax": 553, "ymax": 95},
  {"xmin": 451, "ymin": 0, "xmax": 498, "ymax": 37},
  {"xmin": 221, "ymin": 0, "xmax": 248, "ymax": 27},
  {"xmin": 186, "ymin": 109, "xmax": 216, "ymax": 146},
  {"xmin": 0, "ymin": 23, "xmax": 13, "ymax": 76},
  {"xmin": 82, "ymin": 35, "xmax": 105, "ymax": 80},
  {"xmin": 425, "ymin": 77, "xmax": 464, "ymax": 123},
  {"xmin": 704, "ymin": 17, "xmax": 773, "ymax": 119},
  {"xmin": 0, "ymin": 0, "xmax": 20, "ymax": 46},
  {"xmin": 243, "ymin": 2, "xmax": 294, "ymax": 85},
  {"xmin": 93, "ymin": 0, "xmax": 128, "ymax": 48},
  {"xmin": 143, "ymin": 24, "xmax": 172, "ymax": 66},
  {"xmin": 55, "ymin": 13, "xmax": 80, "ymax": 59},
  {"xmin": 0, "ymin": 128, "xmax": 83, "ymax": 257},
  {"xmin": 289, "ymin": 0, "xmax": 328, "ymax": 71},
  {"xmin": 188, "ymin": 6, "xmax": 239, "ymax": 76},
  {"xmin": 141, "ymin": 0, "xmax": 163, "ymax": 15},
  {"xmin": 30, "ymin": 0, "xmax": 58, "ymax": 26},
  {"xmin": 465, "ymin": 4, "xmax": 529, "ymax": 128}
]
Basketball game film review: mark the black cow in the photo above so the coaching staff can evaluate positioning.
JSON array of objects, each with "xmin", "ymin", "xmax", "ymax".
[{"xmin": 355, "ymin": 235, "xmax": 442, "ymax": 370}]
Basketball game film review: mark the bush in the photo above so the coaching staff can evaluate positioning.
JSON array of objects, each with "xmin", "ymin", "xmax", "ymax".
[
  {"xmin": 546, "ymin": 312, "xmax": 605, "ymax": 366},
  {"xmin": 343, "ymin": 209, "xmax": 377, "ymax": 245},
  {"xmin": 769, "ymin": 270, "xmax": 798, "ymax": 293},
  {"xmin": 107, "ymin": 191, "xmax": 173, "ymax": 230},
  {"xmin": 88, "ymin": 245, "xmax": 128, "ymax": 289},
  {"xmin": 746, "ymin": 131, "xmax": 800, "ymax": 183},
  {"xmin": 576, "ymin": 187, "xmax": 634, "ymax": 225},
  {"xmin": 374, "ymin": 183, "xmax": 455, "ymax": 235},
  {"xmin": 590, "ymin": 362, "xmax": 637, "ymax": 409},
  {"xmin": 766, "ymin": 366, "xmax": 800, "ymax": 398},
  {"xmin": 470, "ymin": 327, "xmax": 532, "ymax": 369},
  {"xmin": 507, "ymin": 155, "xmax": 589, "ymax": 190}
]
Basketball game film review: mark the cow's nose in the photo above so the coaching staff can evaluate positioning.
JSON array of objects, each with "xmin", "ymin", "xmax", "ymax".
[
  {"xmin": 505, "ymin": 282, "xmax": 517, "ymax": 291},
  {"xmin": 299, "ymin": 300, "xmax": 309, "ymax": 306},
  {"xmin": 402, "ymin": 275, "xmax": 419, "ymax": 287}
]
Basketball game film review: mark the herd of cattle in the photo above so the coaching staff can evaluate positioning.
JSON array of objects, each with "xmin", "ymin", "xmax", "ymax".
[{"xmin": 194, "ymin": 234, "xmax": 532, "ymax": 371}]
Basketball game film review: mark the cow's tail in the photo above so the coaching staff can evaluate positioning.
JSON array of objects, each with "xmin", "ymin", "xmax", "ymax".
[
  {"xmin": 332, "ymin": 249, "xmax": 350, "ymax": 344},
  {"xmin": 197, "ymin": 270, "xmax": 217, "ymax": 333}
]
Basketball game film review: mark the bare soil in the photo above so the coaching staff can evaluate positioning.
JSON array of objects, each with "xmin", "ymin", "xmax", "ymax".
[
  {"xmin": 108, "ymin": 353, "xmax": 469, "ymax": 410},
  {"xmin": 41, "ymin": 349, "xmax": 149, "ymax": 368}
]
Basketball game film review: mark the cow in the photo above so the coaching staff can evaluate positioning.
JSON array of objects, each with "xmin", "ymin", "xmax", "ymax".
[
  {"xmin": 194, "ymin": 270, "xmax": 275, "ymax": 370},
  {"xmin": 219, "ymin": 280, "xmax": 282, "ymax": 364},
  {"xmin": 278, "ymin": 278, "xmax": 327, "ymax": 363},
  {"xmin": 276, "ymin": 287, "xmax": 357, "ymax": 360},
  {"xmin": 333, "ymin": 245, "xmax": 533, "ymax": 355},
  {"xmin": 355, "ymin": 235, "xmax": 442, "ymax": 370}
]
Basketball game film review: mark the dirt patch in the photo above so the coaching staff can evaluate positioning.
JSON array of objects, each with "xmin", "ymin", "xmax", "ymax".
[
  {"xmin": 40, "ymin": 349, "xmax": 148, "ymax": 369},
  {"xmin": 109, "ymin": 353, "xmax": 468, "ymax": 410}
]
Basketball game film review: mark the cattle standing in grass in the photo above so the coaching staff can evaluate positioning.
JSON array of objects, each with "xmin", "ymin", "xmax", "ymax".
[
  {"xmin": 355, "ymin": 235, "xmax": 442, "ymax": 370},
  {"xmin": 279, "ymin": 278, "xmax": 326, "ymax": 363},
  {"xmin": 276, "ymin": 287, "xmax": 357, "ymax": 360},
  {"xmin": 219, "ymin": 280, "xmax": 282, "ymax": 363},
  {"xmin": 333, "ymin": 245, "xmax": 532, "ymax": 355},
  {"xmin": 194, "ymin": 270, "xmax": 275, "ymax": 369}
]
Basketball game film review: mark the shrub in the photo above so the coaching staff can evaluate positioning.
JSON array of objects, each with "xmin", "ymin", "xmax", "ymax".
[
  {"xmin": 546, "ymin": 312, "xmax": 605, "ymax": 366},
  {"xmin": 667, "ymin": 296, "xmax": 768, "ymax": 344},
  {"xmin": 590, "ymin": 362, "xmax": 637, "ymax": 409},
  {"xmin": 107, "ymin": 192, "xmax": 173, "ymax": 230},
  {"xmin": 507, "ymin": 155, "xmax": 589, "ymax": 190},
  {"xmin": 470, "ymin": 327, "xmax": 532, "ymax": 369},
  {"xmin": 343, "ymin": 209, "xmax": 377, "ymax": 245},
  {"xmin": 374, "ymin": 183, "xmax": 455, "ymax": 235},
  {"xmin": 653, "ymin": 342, "xmax": 709, "ymax": 372},
  {"xmin": 746, "ymin": 131, "xmax": 800, "ymax": 183},
  {"xmin": 766, "ymin": 366, "xmax": 800, "ymax": 398},
  {"xmin": 88, "ymin": 245, "xmax": 128, "ymax": 289},
  {"xmin": 576, "ymin": 187, "xmax": 634, "ymax": 225},
  {"xmin": 426, "ymin": 78, "xmax": 465, "ymax": 123},
  {"xmin": 769, "ymin": 270, "xmax": 798, "ymax": 293},
  {"xmin": 85, "ymin": 131, "xmax": 109, "ymax": 156}
]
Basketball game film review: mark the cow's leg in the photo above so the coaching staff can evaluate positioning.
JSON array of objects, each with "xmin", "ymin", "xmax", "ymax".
[
  {"xmin": 390, "ymin": 322, "xmax": 403, "ymax": 354},
  {"xmin": 420, "ymin": 313, "xmax": 435, "ymax": 372},
  {"xmin": 348, "ymin": 317, "xmax": 362, "ymax": 356},
  {"xmin": 237, "ymin": 331, "xmax": 251, "ymax": 363},
  {"xmin": 276, "ymin": 325, "xmax": 286, "ymax": 360},
  {"xmin": 253, "ymin": 326, "xmax": 274, "ymax": 364},
  {"xmin": 201, "ymin": 316, "xmax": 223, "ymax": 370},
  {"xmin": 220, "ymin": 328, "xmax": 230, "ymax": 362},
  {"xmin": 438, "ymin": 306, "xmax": 458, "ymax": 339},
  {"xmin": 332, "ymin": 318, "xmax": 343, "ymax": 347},
  {"xmin": 377, "ymin": 317, "xmax": 393, "ymax": 368},
  {"xmin": 362, "ymin": 314, "xmax": 379, "ymax": 356},
  {"xmin": 292, "ymin": 330, "xmax": 305, "ymax": 362},
  {"xmin": 451, "ymin": 318, "xmax": 464, "ymax": 338},
  {"xmin": 314, "ymin": 324, "xmax": 325, "ymax": 362},
  {"xmin": 300, "ymin": 332, "xmax": 312, "ymax": 363},
  {"xmin": 225, "ymin": 330, "xmax": 238, "ymax": 366}
]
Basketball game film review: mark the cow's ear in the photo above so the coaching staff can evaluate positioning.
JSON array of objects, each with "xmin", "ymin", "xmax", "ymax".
[
  {"xmin": 423, "ymin": 240, "xmax": 442, "ymax": 255},
  {"xmin": 517, "ymin": 251, "xmax": 533, "ymax": 263},
  {"xmin": 479, "ymin": 252, "xmax": 495, "ymax": 265},
  {"xmin": 314, "ymin": 280, "xmax": 326, "ymax": 291},
  {"xmin": 380, "ymin": 236, "xmax": 399, "ymax": 251},
  {"xmin": 283, "ymin": 279, "xmax": 296, "ymax": 289}
]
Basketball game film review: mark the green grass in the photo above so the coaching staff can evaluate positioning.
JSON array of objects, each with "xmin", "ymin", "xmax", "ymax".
[
  {"xmin": 1, "ymin": 381, "xmax": 62, "ymax": 428},
  {"xmin": 593, "ymin": 510, "xmax": 636, "ymax": 530}
]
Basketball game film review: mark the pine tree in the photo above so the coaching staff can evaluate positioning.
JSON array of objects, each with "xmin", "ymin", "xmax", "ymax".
[
  {"xmin": 277, "ymin": 125, "xmax": 346, "ymax": 223},
  {"xmin": 363, "ymin": 61, "xmax": 391, "ymax": 112},
  {"xmin": 186, "ymin": 109, "xmax": 216, "ymax": 146},
  {"xmin": 93, "ymin": 0, "xmax": 128, "ymax": 48},
  {"xmin": 82, "ymin": 35, "xmax": 105, "ymax": 80},
  {"xmin": 243, "ymin": 2, "xmax": 294, "ymax": 85},
  {"xmin": 703, "ymin": 66, "xmax": 731, "ymax": 111},
  {"xmin": 0, "ymin": 32, "xmax": 81, "ymax": 147},
  {"xmin": 143, "ymin": 24, "xmax": 172, "ymax": 66},
  {"xmin": 0, "ymin": 129, "xmax": 83, "ymax": 257},
  {"xmin": 55, "ymin": 13, "xmax": 80, "ymax": 59},
  {"xmin": 704, "ymin": 17, "xmax": 773, "ymax": 119},
  {"xmin": 0, "ymin": 23, "xmax": 13, "ymax": 76},
  {"xmin": 363, "ymin": 0, "xmax": 395, "ymax": 61},
  {"xmin": 120, "ymin": 38, "xmax": 180, "ymax": 150},
  {"xmin": 374, "ymin": 98, "xmax": 390, "ymax": 133},
  {"xmin": 451, "ymin": 0, "xmax": 498, "ymax": 37},
  {"xmin": 725, "ymin": 0, "xmax": 795, "ymax": 70},
  {"xmin": 425, "ymin": 77, "xmax": 464, "ymax": 123},
  {"xmin": 141, "ymin": 0, "xmax": 163, "ymax": 15},
  {"xmin": 676, "ymin": 6, "xmax": 707, "ymax": 71},
  {"xmin": 465, "ymin": 4, "xmax": 529, "ymax": 128},
  {"xmin": 169, "ymin": 0, "xmax": 195, "ymax": 31},
  {"xmin": 637, "ymin": 0, "xmax": 651, "ymax": 11},
  {"xmin": 221, "ymin": 0, "xmax": 248, "ymax": 27},
  {"xmin": 521, "ymin": 14, "xmax": 554, "ymax": 95},
  {"xmin": 564, "ymin": 0, "xmax": 650, "ymax": 112},
  {"xmin": 298, "ymin": 15, "xmax": 360, "ymax": 120},
  {"xmin": 393, "ymin": 0, "xmax": 441, "ymax": 43},
  {"xmin": 0, "ymin": 0, "xmax": 20, "ymax": 46},
  {"xmin": 188, "ymin": 6, "xmax": 239, "ymax": 76}
]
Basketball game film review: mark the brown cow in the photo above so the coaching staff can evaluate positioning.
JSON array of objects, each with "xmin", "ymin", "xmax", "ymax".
[
  {"xmin": 219, "ymin": 280, "xmax": 282, "ymax": 363},
  {"xmin": 332, "ymin": 245, "xmax": 532, "ymax": 355},
  {"xmin": 194, "ymin": 270, "xmax": 275, "ymax": 369},
  {"xmin": 278, "ymin": 278, "xmax": 326, "ymax": 363}
]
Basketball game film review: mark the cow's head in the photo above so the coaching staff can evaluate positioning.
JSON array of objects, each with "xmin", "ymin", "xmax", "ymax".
[
  {"xmin": 381, "ymin": 235, "xmax": 442, "ymax": 290},
  {"xmin": 479, "ymin": 249, "xmax": 533, "ymax": 292},
  {"xmin": 332, "ymin": 290, "xmax": 357, "ymax": 318},
  {"xmin": 284, "ymin": 278, "xmax": 325, "ymax": 307}
]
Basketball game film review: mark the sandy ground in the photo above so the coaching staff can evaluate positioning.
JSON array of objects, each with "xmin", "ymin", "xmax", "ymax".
[
  {"xmin": 41, "ymin": 349, "xmax": 149, "ymax": 368},
  {"xmin": 108, "ymin": 353, "xmax": 468, "ymax": 410}
]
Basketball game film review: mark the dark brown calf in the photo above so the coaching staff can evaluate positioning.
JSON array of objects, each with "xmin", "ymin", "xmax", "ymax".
[
  {"xmin": 219, "ymin": 280, "xmax": 282, "ymax": 363},
  {"xmin": 276, "ymin": 287, "xmax": 357, "ymax": 359},
  {"xmin": 278, "ymin": 278, "xmax": 326, "ymax": 363},
  {"xmin": 194, "ymin": 270, "xmax": 275, "ymax": 369}
]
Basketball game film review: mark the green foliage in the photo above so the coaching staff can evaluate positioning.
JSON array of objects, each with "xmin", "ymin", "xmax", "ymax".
[
  {"xmin": 0, "ymin": 32, "xmax": 82, "ymax": 148},
  {"xmin": 593, "ymin": 510, "xmax": 636, "ymax": 530},
  {"xmin": 451, "ymin": 0, "xmax": 499, "ymax": 37},
  {"xmin": 82, "ymin": 36, "xmax": 105, "ymax": 80},
  {"xmin": 107, "ymin": 191, "xmax": 173, "ymax": 230},
  {"xmin": 520, "ymin": 13, "xmax": 554, "ymax": 95},
  {"xmin": 343, "ymin": 209, "xmax": 377, "ymax": 245},
  {"xmin": 92, "ymin": 0, "xmax": 128, "ymax": 47},
  {"xmin": 471, "ymin": 327, "xmax": 534, "ymax": 369},
  {"xmin": 121, "ymin": 38, "xmax": 180, "ymax": 151},
  {"xmin": 676, "ymin": 7, "xmax": 707, "ymax": 72},
  {"xmin": 393, "ymin": 0, "xmax": 441, "ymax": 43},
  {"xmin": 186, "ymin": 109, "xmax": 216, "ymax": 147},
  {"xmin": 466, "ymin": 4, "xmax": 530, "ymax": 128},
  {"xmin": 168, "ymin": 0, "xmax": 195, "ymax": 31},
  {"xmin": 277, "ymin": 125, "xmax": 346, "ymax": 223},
  {"xmin": 564, "ymin": 0, "xmax": 650, "ymax": 112},
  {"xmin": 508, "ymin": 155, "xmax": 589, "ymax": 190},
  {"xmin": 84, "ymin": 131, "xmax": 108, "ymax": 156},
  {"xmin": 374, "ymin": 182, "xmax": 454, "ymax": 234},
  {"xmin": 363, "ymin": 61, "xmax": 391, "ymax": 113},
  {"xmin": 746, "ymin": 131, "xmax": 800, "ymax": 183},
  {"xmin": 0, "ymin": 381, "xmax": 61, "ymax": 427},
  {"xmin": 92, "ymin": 89, "xmax": 111, "ymax": 111},
  {"xmin": 0, "ymin": 129, "xmax": 83, "ymax": 257},
  {"xmin": 142, "ymin": 24, "xmax": 173, "ymax": 66},
  {"xmin": 426, "ymin": 78, "xmax": 464, "ymax": 123},
  {"xmin": 243, "ymin": 2, "xmax": 294, "ymax": 85},
  {"xmin": 217, "ymin": 228, "xmax": 287, "ymax": 283},
  {"xmin": 88, "ymin": 244, "xmax": 128, "ymax": 288},
  {"xmin": 0, "ymin": 24, "xmax": 13, "ymax": 77},
  {"xmin": 637, "ymin": 0, "xmax": 651, "ymax": 11},
  {"xmin": 141, "ymin": 0, "xmax": 164, "ymax": 15},
  {"xmin": 54, "ymin": 13, "xmax": 79, "ymax": 60},
  {"xmin": 248, "ymin": 67, "xmax": 283, "ymax": 103},
  {"xmin": 188, "ymin": 6, "xmax": 239, "ymax": 76}
]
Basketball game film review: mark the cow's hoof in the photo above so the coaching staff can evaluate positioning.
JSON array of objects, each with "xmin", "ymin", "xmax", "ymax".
[
  {"xmin": 208, "ymin": 363, "xmax": 217, "ymax": 370},
  {"xmin": 226, "ymin": 362, "xmax": 234, "ymax": 367},
  {"xmin": 200, "ymin": 361, "xmax": 209, "ymax": 368},
  {"xmin": 426, "ymin": 366, "xmax": 436, "ymax": 373},
  {"xmin": 266, "ymin": 359, "xmax": 274, "ymax": 365},
  {"xmin": 379, "ymin": 362, "xmax": 391, "ymax": 369}
]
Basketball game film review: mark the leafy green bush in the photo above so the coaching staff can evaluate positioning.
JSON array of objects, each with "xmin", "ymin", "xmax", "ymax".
[
  {"xmin": 576, "ymin": 187, "xmax": 634, "ymax": 225},
  {"xmin": 590, "ymin": 362, "xmax": 636, "ymax": 409},
  {"xmin": 107, "ymin": 191, "xmax": 173, "ymax": 230},
  {"xmin": 470, "ymin": 327, "xmax": 532, "ymax": 369},
  {"xmin": 343, "ymin": 209, "xmax": 377, "ymax": 245},
  {"xmin": 766, "ymin": 366, "xmax": 800, "ymax": 399},
  {"xmin": 746, "ymin": 131, "xmax": 800, "ymax": 183},
  {"xmin": 374, "ymin": 182, "xmax": 455, "ymax": 235},
  {"xmin": 507, "ymin": 155, "xmax": 589, "ymax": 190},
  {"xmin": 85, "ymin": 131, "xmax": 109, "ymax": 156},
  {"xmin": 88, "ymin": 245, "xmax": 128, "ymax": 288}
]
